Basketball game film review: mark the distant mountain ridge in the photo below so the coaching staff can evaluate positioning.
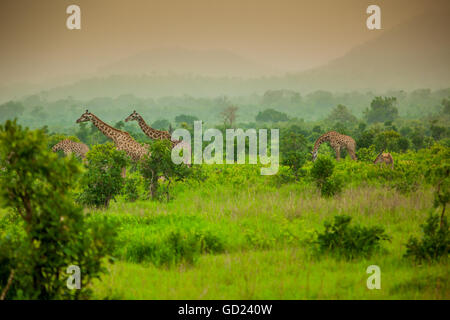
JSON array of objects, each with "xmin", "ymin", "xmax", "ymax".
[
  {"xmin": 3, "ymin": 8, "xmax": 449, "ymax": 102},
  {"xmin": 96, "ymin": 47, "xmax": 282, "ymax": 78},
  {"xmin": 288, "ymin": 7, "xmax": 450, "ymax": 91}
]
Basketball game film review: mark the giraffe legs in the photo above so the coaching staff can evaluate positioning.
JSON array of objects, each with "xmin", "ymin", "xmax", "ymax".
[
  {"xmin": 335, "ymin": 146, "xmax": 358, "ymax": 161},
  {"xmin": 348, "ymin": 147, "xmax": 357, "ymax": 161},
  {"xmin": 334, "ymin": 146, "xmax": 341, "ymax": 161}
]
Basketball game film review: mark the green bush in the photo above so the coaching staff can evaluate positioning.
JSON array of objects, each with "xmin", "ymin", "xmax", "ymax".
[
  {"xmin": 114, "ymin": 215, "xmax": 225, "ymax": 266},
  {"xmin": 311, "ymin": 157, "xmax": 342, "ymax": 197},
  {"xmin": 315, "ymin": 215, "xmax": 391, "ymax": 260},
  {"xmin": 356, "ymin": 145, "xmax": 377, "ymax": 162},
  {"xmin": 139, "ymin": 140, "xmax": 190, "ymax": 201},
  {"xmin": 320, "ymin": 176, "xmax": 343, "ymax": 197},
  {"xmin": 311, "ymin": 156, "xmax": 334, "ymax": 181},
  {"xmin": 280, "ymin": 132, "xmax": 308, "ymax": 177},
  {"xmin": 0, "ymin": 120, "xmax": 116, "ymax": 299},
  {"xmin": 424, "ymin": 144, "xmax": 449, "ymax": 226},
  {"xmin": 373, "ymin": 130, "xmax": 410, "ymax": 153},
  {"xmin": 77, "ymin": 143, "xmax": 128, "ymax": 208},
  {"xmin": 272, "ymin": 166, "xmax": 297, "ymax": 185},
  {"xmin": 0, "ymin": 213, "xmax": 27, "ymax": 299},
  {"xmin": 405, "ymin": 214, "xmax": 449, "ymax": 263},
  {"xmin": 121, "ymin": 175, "xmax": 141, "ymax": 202},
  {"xmin": 385, "ymin": 161, "xmax": 421, "ymax": 194}
]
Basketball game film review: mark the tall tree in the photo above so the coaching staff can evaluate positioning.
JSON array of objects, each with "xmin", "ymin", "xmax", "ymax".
[
  {"xmin": 326, "ymin": 104, "xmax": 358, "ymax": 126},
  {"xmin": 256, "ymin": 109, "xmax": 289, "ymax": 123},
  {"xmin": 365, "ymin": 97, "xmax": 398, "ymax": 124},
  {"xmin": 220, "ymin": 105, "xmax": 239, "ymax": 128}
]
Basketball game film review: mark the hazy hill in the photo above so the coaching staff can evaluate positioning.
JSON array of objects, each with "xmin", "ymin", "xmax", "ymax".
[
  {"xmin": 289, "ymin": 8, "xmax": 450, "ymax": 91},
  {"xmin": 5, "ymin": 8, "xmax": 449, "ymax": 101},
  {"xmin": 96, "ymin": 48, "xmax": 281, "ymax": 78},
  {"xmin": 0, "ymin": 49, "xmax": 283, "ymax": 102}
]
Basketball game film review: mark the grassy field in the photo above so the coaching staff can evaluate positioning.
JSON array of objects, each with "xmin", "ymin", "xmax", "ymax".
[{"xmin": 87, "ymin": 175, "xmax": 449, "ymax": 299}]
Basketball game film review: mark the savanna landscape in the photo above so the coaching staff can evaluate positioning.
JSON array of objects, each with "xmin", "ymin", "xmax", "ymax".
[{"xmin": 0, "ymin": 0, "xmax": 449, "ymax": 301}]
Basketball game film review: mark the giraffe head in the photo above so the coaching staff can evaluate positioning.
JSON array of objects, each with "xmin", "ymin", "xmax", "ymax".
[
  {"xmin": 373, "ymin": 150, "xmax": 384, "ymax": 164},
  {"xmin": 311, "ymin": 149, "xmax": 319, "ymax": 162},
  {"xmin": 51, "ymin": 143, "xmax": 61, "ymax": 152},
  {"xmin": 76, "ymin": 110, "xmax": 93, "ymax": 123},
  {"xmin": 125, "ymin": 110, "xmax": 141, "ymax": 122}
]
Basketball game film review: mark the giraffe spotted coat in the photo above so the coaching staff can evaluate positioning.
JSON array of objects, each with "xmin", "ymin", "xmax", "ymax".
[
  {"xmin": 76, "ymin": 110, "xmax": 149, "ymax": 162},
  {"xmin": 373, "ymin": 151, "xmax": 394, "ymax": 169},
  {"xmin": 125, "ymin": 110, "xmax": 191, "ymax": 164},
  {"xmin": 52, "ymin": 139, "xmax": 90, "ymax": 159},
  {"xmin": 312, "ymin": 131, "xmax": 357, "ymax": 161}
]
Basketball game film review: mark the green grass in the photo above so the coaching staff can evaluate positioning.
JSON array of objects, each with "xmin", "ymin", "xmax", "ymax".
[
  {"xmin": 87, "ymin": 180, "xmax": 448, "ymax": 299},
  {"xmin": 92, "ymin": 249, "xmax": 448, "ymax": 299},
  {"xmin": 3, "ymin": 156, "xmax": 445, "ymax": 299}
]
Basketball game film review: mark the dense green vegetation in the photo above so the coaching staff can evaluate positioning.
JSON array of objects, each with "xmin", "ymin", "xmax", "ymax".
[
  {"xmin": 87, "ymin": 156, "xmax": 448, "ymax": 299},
  {"xmin": 1, "ymin": 88, "xmax": 449, "ymax": 133},
  {"xmin": 0, "ymin": 121, "xmax": 115, "ymax": 299},
  {"xmin": 0, "ymin": 91, "xmax": 449, "ymax": 299},
  {"xmin": 77, "ymin": 143, "xmax": 128, "ymax": 208}
]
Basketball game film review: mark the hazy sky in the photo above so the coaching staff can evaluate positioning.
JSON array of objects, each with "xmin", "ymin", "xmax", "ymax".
[{"xmin": 0, "ymin": 0, "xmax": 447, "ymax": 84}]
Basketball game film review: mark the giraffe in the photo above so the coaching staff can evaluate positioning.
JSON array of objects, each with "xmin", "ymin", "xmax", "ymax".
[
  {"xmin": 125, "ymin": 110, "xmax": 178, "ymax": 146},
  {"xmin": 373, "ymin": 151, "xmax": 394, "ymax": 169},
  {"xmin": 311, "ymin": 131, "xmax": 357, "ymax": 161},
  {"xmin": 52, "ymin": 139, "xmax": 89, "ymax": 160},
  {"xmin": 125, "ymin": 110, "xmax": 191, "ymax": 164},
  {"xmin": 76, "ymin": 110, "xmax": 150, "ymax": 176}
]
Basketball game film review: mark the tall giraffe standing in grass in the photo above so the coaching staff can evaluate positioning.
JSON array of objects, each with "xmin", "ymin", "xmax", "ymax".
[
  {"xmin": 125, "ymin": 110, "xmax": 191, "ymax": 164},
  {"xmin": 76, "ymin": 110, "xmax": 149, "ymax": 176},
  {"xmin": 311, "ymin": 131, "xmax": 357, "ymax": 161}
]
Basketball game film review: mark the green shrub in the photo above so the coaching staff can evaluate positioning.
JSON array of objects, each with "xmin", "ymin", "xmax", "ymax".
[
  {"xmin": 320, "ymin": 176, "xmax": 343, "ymax": 197},
  {"xmin": 311, "ymin": 156, "xmax": 334, "ymax": 181},
  {"xmin": 311, "ymin": 157, "xmax": 343, "ymax": 197},
  {"xmin": 424, "ymin": 144, "xmax": 449, "ymax": 226},
  {"xmin": 77, "ymin": 143, "xmax": 128, "ymax": 208},
  {"xmin": 272, "ymin": 166, "xmax": 297, "ymax": 185},
  {"xmin": 315, "ymin": 215, "xmax": 391, "ymax": 260},
  {"xmin": 392, "ymin": 175, "xmax": 419, "ymax": 194},
  {"xmin": 122, "ymin": 175, "xmax": 141, "ymax": 202},
  {"xmin": 114, "ymin": 214, "xmax": 225, "ymax": 266},
  {"xmin": 0, "ymin": 120, "xmax": 116, "ymax": 299},
  {"xmin": 441, "ymin": 138, "xmax": 450, "ymax": 148},
  {"xmin": 280, "ymin": 132, "xmax": 308, "ymax": 177},
  {"xmin": 356, "ymin": 145, "xmax": 377, "ymax": 162},
  {"xmin": 404, "ymin": 213, "xmax": 449, "ymax": 263},
  {"xmin": 139, "ymin": 140, "xmax": 190, "ymax": 201}
]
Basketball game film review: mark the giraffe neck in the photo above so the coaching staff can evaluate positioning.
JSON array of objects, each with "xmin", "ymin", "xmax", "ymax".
[
  {"xmin": 137, "ymin": 117, "xmax": 155, "ymax": 138},
  {"xmin": 88, "ymin": 114, "xmax": 148, "ymax": 162},
  {"xmin": 90, "ymin": 114, "xmax": 122, "ymax": 142},
  {"xmin": 313, "ymin": 133, "xmax": 330, "ymax": 153},
  {"xmin": 374, "ymin": 152, "xmax": 383, "ymax": 163},
  {"xmin": 137, "ymin": 116, "xmax": 170, "ymax": 140}
]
